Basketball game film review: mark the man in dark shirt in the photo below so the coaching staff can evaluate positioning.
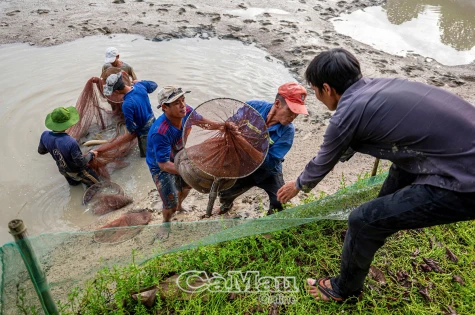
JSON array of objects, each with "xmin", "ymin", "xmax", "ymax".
[
  {"xmin": 278, "ymin": 48, "xmax": 475, "ymax": 302},
  {"xmin": 38, "ymin": 106, "xmax": 100, "ymax": 187}
]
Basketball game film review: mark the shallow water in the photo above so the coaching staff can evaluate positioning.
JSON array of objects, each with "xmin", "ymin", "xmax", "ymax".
[
  {"xmin": 0, "ymin": 34, "xmax": 294, "ymax": 245},
  {"xmin": 332, "ymin": 0, "xmax": 475, "ymax": 65}
]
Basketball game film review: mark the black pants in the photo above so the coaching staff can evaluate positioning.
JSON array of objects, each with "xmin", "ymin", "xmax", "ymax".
[
  {"xmin": 331, "ymin": 164, "xmax": 475, "ymax": 298},
  {"xmin": 138, "ymin": 116, "xmax": 156, "ymax": 158},
  {"xmin": 218, "ymin": 172, "xmax": 285, "ymax": 214},
  {"xmin": 60, "ymin": 167, "xmax": 100, "ymax": 188},
  {"xmin": 138, "ymin": 134, "xmax": 148, "ymax": 158}
]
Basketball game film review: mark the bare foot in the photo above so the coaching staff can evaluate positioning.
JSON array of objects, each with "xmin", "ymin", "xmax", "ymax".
[
  {"xmin": 150, "ymin": 224, "xmax": 171, "ymax": 244},
  {"xmin": 177, "ymin": 205, "xmax": 189, "ymax": 213}
]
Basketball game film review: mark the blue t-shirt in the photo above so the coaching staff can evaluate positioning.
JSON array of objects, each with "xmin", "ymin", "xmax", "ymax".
[
  {"xmin": 146, "ymin": 105, "xmax": 195, "ymax": 175},
  {"xmin": 122, "ymin": 80, "xmax": 158, "ymax": 136},
  {"xmin": 246, "ymin": 100, "xmax": 295, "ymax": 174},
  {"xmin": 38, "ymin": 131, "xmax": 91, "ymax": 173}
]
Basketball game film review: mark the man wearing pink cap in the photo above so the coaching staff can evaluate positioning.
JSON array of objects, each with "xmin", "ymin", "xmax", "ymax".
[{"xmin": 216, "ymin": 82, "xmax": 309, "ymax": 215}]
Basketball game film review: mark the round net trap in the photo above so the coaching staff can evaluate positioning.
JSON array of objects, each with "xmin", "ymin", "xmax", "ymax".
[
  {"xmin": 83, "ymin": 181, "xmax": 133, "ymax": 216},
  {"xmin": 178, "ymin": 98, "xmax": 270, "ymax": 216}
]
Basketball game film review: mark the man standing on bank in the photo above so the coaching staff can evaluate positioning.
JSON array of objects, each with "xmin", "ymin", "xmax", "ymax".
[
  {"xmin": 38, "ymin": 106, "xmax": 100, "ymax": 187},
  {"xmin": 217, "ymin": 82, "xmax": 309, "ymax": 215},
  {"xmin": 277, "ymin": 48, "xmax": 475, "ymax": 302},
  {"xmin": 146, "ymin": 86, "xmax": 196, "ymax": 224},
  {"xmin": 103, "ymin": 72, "xmax": 158, "ymax": 157}
]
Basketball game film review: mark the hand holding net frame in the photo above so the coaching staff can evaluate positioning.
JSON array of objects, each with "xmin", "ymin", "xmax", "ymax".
[
  {"xmin": 184, "ymin": 98, "xmax": 269, "ymax": 179},
  {"xmin": 181, "ymin": 98, "xmax": 270, "ymax": 216}
]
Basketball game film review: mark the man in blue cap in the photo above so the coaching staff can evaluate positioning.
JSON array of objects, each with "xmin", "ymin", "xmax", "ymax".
[{"xmin": 38, "ymin": 106, "xmax": 100, "ymax": 187}]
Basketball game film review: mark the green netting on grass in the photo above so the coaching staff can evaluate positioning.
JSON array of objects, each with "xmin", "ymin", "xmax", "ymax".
[{"xmin": 0, "ymin": 173, "xmax": 386, "ymax": 314}]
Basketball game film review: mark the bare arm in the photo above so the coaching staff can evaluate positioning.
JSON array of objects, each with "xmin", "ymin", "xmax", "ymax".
[{"xmin": 158, "ymin": 161, "xmax": 179, "ymax": 175}]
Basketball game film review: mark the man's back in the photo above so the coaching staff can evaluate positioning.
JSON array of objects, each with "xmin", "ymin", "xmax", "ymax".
[
  {"xmin": 332, "ymin": 78, "xmax": 475, "ymax": 192},
  {"xmin": 122, "ymin": 81, "xmax": 157, "ymax": 135},
  {"xmin": 38, "ymin": 131, "xmax": 85, "ymax": 172}
]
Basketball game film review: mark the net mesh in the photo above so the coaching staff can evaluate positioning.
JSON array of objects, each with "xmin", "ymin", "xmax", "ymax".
[
  {"xmin": 0, "ymin": 173, "xmax": 387, "ymax": 314},
  {"xmin": 94, "ymin": 210, "xmax": 153, "ymax": 244},
  {"xmin": 184, "ymin": 98, "xmax": 269, "ymax": 179},
  {"xmin": 65, "ymin": 69, "xmax": 137, "ymax": 179},
  {"xmin": 88, "ymin": 132, "xmax": 137, "ymax": 180},
  {"xmin": 83, "ymin": 181, "xmax": 133, "ymax": 215}
]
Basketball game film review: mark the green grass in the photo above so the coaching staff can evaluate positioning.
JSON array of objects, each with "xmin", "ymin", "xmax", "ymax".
[
  {"xmin": 55, "ymin": 169, "xmax": 475, "ymax": 315},
  {"xmin": 57, "ymin": 221, "xmax": 475, "ymax": 314}
]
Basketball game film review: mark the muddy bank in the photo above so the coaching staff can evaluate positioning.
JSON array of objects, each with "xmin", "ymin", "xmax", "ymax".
[{"xmin": 1, "ymin": 0, "xmax": 474, "ymax": 229}]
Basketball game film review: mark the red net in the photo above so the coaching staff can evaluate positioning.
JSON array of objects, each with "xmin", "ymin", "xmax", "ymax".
[
  {"xmin": 184, "ymin": 98, "xmax": 269, "ymax": 179},
  {"xmin": 66, "ymin": 68, "xmax": 137, "ymax": 179},
  {"xmin": 68, "ymin": 68, "xmax": 131, "ymax": 140},
  {"xmin": 174, "ymin": 149, "xmax": 236, "ymax": 193},
  {"xmin": 94, "ymin": 210, "xmax": 153, "ymax": 244},
  {"xmin": 83, "ymin": 181, "xmax": 133, "ymax": 215},
  {"xmin": 88, "ymin": 132, "xmax": 137, "ymax": 179}
]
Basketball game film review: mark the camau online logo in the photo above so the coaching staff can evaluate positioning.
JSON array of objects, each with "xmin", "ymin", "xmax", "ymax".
[{"xmin": 176, "ymin": 270, "xmax": 299, "ymax": 294}]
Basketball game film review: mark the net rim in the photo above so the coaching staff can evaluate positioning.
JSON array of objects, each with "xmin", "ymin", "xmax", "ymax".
[
  {"xmin": 182, "ymin": 97, "xmax": 270, "ymax": 179},
  {"xmin": 82, "ymin": 181, "xmax": 125, "ymax": 206},
  {"xmin": 99, "ymin": 67, "xmax": 132, "ymax": 104}
]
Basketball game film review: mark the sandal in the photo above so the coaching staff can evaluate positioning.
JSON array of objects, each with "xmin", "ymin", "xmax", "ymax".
[
  {"xmin": 308, "ymin": 278, "xmax": 362, "ymax": 303},
  {"xmin": 308, "ymin": 277, "xmax": 344, "ymax": 302}
]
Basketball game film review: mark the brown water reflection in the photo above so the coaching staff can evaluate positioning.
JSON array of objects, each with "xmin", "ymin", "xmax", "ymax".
[
  {"xmin": 384, "ymin": 0, "xmax": 475, "ymax": 51},
  {"xmin": 332, "ymin": 0, "xmax": 475, "ymax": 65}
]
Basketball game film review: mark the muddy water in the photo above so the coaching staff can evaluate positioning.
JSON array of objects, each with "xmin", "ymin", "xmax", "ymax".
[
  {"xmin": 0, "ymin": 34, "xmax": 294, "ymax": 245},
  {"xmin": 332, "ymin": 0, "xmax": 475, "ymax": 65}
]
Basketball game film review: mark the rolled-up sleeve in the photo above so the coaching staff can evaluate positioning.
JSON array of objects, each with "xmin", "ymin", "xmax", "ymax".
[
  {"xmin": 38, "ymin": 137, "xmax": 48, "ymax": 155},
  {"xmin": 139, "ymin": 81, "xmax": 158, "ymax": 94},
  {"xmin": 296, "ymin": 122, "xmax": 353, "ymax": 192},
  {"xmin": 70, "ymin": 143, "xmax": 88, "ymax": 170}
]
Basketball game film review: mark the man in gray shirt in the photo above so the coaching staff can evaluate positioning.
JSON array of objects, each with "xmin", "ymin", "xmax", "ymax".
[
  {"xmin": 102, "ymin": 47, "xmax": 137, "ymax": 81},
  {"xmin": 278, "ymin": 48, "xmax": 475, "ymax": 302}
]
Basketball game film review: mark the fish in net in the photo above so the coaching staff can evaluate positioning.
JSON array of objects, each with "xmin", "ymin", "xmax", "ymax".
[
  {"xmin": 83, "ymin": 181, "xmax": 133, "ymax": 215},
  {"xmin": 94, "ymin": 210, "xmax": 153, "ymax": 244}
]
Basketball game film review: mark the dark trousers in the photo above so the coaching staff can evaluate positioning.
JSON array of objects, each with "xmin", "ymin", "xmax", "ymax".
[
  {"xmin": 138, "ymin": 134, "xmax": 148, "ymax": 158},
  {"xmin": 219, "ymin": 172, "xmax": 285, "ymax": 214},
  {"xmin": 60, "ymin": 167, "xmax": 100, "ymax": 188},
  {"xmin": 138, "ymin": 116, "xmax": 156, "ymax": 158},
  {"xmin": 331, "ymin": 164, "xmax": 475, "ymax": 298}
]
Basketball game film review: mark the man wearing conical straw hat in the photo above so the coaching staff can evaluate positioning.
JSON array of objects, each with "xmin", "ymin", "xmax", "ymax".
[{"xmin": 38, "ymin": 106, "xmax": 100, "ymax": 187}]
